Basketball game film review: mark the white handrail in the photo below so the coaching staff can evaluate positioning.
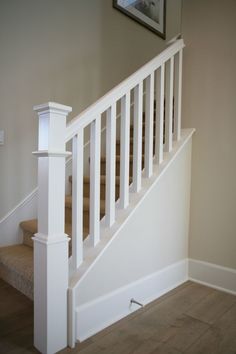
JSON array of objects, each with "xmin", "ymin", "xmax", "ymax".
[{"xmin": 66, "ymin": 39, "xmax": 184, "ymax": 142}]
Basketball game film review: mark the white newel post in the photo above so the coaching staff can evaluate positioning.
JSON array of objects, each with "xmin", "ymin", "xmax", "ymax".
[{"xmin": 33, "ymin": 102, "xmax": 72, "ymax": 354}]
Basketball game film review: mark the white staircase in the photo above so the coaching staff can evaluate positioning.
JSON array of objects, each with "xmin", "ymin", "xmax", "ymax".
[{"xmin": 14, "ymin": 39, "xmax": 194, "ymax": 353}]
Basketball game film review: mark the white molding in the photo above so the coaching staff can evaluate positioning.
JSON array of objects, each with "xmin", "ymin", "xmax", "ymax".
[
  {"xmin": 0, "ymin": 188, "xmax": 38, "ymax": 246},
  {"xmin": 188, "ymin": 258, "xmax": 236, "ymax": 296},
  {"xmin": 75, "ymin": 259, "xmax": 188, "ymax": 342}
]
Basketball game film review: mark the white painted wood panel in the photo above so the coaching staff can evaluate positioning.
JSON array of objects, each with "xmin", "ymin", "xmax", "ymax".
[
  {"xmin": 90, "ymin": 116, "xmax": 101, "ymax": 246},
  {"xmin": 119, "ymin": 93, "xmax": 130, "ymax": 209},
  {"xmin": 155, "ymin": 64, "xmax": 165, "ymax": 164},
  {"xmin": 144, "ymin": 73, "xmax": 154, "ymax": 178},
  {"xmin": 132, "ymin": 82, "xmax": 143, "ymax": 192},
  {"xmin": 105, "ymin": 104, "xmax": 117, "ymax": 227},
  {"xmin": 174, "ymin": 49, "xmax": 183, "ymax": 141},
  {"xmin": 165, "ymin": 57, "xmax": 174, "ymax": 153},
  {"xmin": 72, "ymin": 131, "xmax": 84, "ymax": 269}
]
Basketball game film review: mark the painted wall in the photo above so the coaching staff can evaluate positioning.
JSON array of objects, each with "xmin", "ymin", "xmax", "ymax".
[
  {"xmin": 0, "ymin": 0, "xmax": 182, "ymax": 221},
  {"xmin": 182, "ymin": 0, "xmax": 236, "ymax": 269},
  {"xmin": 75, "ymin": 140, "xmax": 192, "ymax": 306}
]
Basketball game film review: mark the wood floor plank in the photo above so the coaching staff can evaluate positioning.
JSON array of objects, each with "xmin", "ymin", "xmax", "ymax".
[
  {"xmin": 0, "ymin": 325, "xmax": 35, "ymax": 354},
  {"xmin": 184, "ymin": 303, "xmax": 236, "ymax": 354},
  {"xmin": 156, "ymin": 314, "xmax": 209, "ymax": 352},
  {"xmin": 185, "ymin": 325, "xmax": 236, "ymax": 354},
  {"xmin": 0, "ymin": 278, "xmax": 9, "ymax": 289},
  {"xmin": 129, "ymin": 338, "xmax": 183, "ymax": 354},
  {"xmin": 186, "ymin": 290, "xmax": 236, "ymax": 324},
  {"xmin": 0, "ymin": 307, "xmax": 33, "ymax": 338},
  {"xmin": 1, "ymin": 280, "xmax": 235, "ymax": 354}
]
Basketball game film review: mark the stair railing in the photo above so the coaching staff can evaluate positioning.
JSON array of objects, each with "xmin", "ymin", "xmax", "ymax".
[
  {"xmin": 66, "ymin": 39, "xmax": 184, "ymax": 271},
  {"xmin": 33, "ymin": 39, "xmax": 184, "ymax": 353}
]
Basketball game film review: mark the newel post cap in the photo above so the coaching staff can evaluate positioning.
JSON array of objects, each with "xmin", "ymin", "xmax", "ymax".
[{"xmin": 33, "ymin": 102, "xmax": 72, "ymax": 116}]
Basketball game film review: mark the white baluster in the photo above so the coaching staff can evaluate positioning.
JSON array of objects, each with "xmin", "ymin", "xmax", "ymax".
[
  {"xmin": 132, "ymin": 82, "xmax": 143, "ymax": 192},
  {"xmin": 106, "ymin": 104, "xmax": 116, "ymax": 227},
  {"xmin": 120, "ymin": 93, "xmax": 130, "ymax": 209},
  {"xmin": 174, "ymin": 49, "xmax": 183, "ymax": 141},
  {"xmin": 90, "ymin": 116, "xmax": 101, "ymax": 246},
  {"xmin": 165, "ymin": 56, "xmax": 174, "ymax": 153},
  {"xmin": 155, "ymin": 64, "xmax": 165, "ymax": 164},
  {"xmin": 144, "ymin": 73, "xmax": 154, "ymax": 178},
  {"xmin": 72, "ymin": 130, "xmax": 84, "ymax": 269}
]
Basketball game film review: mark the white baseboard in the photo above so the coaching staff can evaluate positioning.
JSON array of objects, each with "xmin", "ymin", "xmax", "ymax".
[
  {"xmin": 189, "ymin": 258, "xmax": 236, "ymax": 296},
  {"xmin": 75, "ymin": 259, "xmax": 188, "ymax": 342}
]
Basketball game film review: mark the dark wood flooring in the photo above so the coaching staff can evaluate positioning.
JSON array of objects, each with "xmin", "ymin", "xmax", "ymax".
[{"xmin": 0, "ymin": 279, "xmax": 235, "ymax": 354}]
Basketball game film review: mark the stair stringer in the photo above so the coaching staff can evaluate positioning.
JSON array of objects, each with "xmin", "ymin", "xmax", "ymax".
[{"xmin": 68, "ymin": 129, "xmax": 195, "ymax": 347}]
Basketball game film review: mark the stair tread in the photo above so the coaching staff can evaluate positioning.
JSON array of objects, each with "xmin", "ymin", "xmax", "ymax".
[
  {"xmin": 20, "ymin": 219, "xmax": 88, "ymax": 237},
  {"xmin": 69, "ymin": 175, "xmax": 132, "ymax": 184},
  {"xmin": 101, "ymin": 155, "xmax": 144, "ymax": 162}
]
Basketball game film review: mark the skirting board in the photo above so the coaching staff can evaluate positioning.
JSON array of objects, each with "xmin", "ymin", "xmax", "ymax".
[
  {"xmin": 75, "ymin": 259, "xmax": 188, "ymax": 342},
  {"xmin": 189, "ymin": 258, "xmax": 236, "ymax": 296}
]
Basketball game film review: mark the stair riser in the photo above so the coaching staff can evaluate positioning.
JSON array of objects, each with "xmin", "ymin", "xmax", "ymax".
[
  {"xmin": 83, "ymin": 183, "xmax": 120, "ymax": 200},
  {"xmin": 130, "ymin": 124, "xmax": 156, "ymax": 138},
  {"xmin": 116, "ymin": 141, "xmax": 155, "ymax": 155},
  {"xmin": 0, "ymin": 264, "xmax": 33, "ymax": 300},
  {"xmin": 101, "ymin": 160, "xmax": 145, "ymax": 176},
  {"xmin": 23, "ymin": 230, "xmax": 34, "ymax": 248},
  {"xmin": 65, "ymin": 206, "xmax": 105, "ymax": 228}
]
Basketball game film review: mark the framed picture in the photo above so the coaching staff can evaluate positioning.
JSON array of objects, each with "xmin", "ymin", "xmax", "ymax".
[{"xmin": 113, "ymin": 0, "xmax": 166, "ymax": 39}]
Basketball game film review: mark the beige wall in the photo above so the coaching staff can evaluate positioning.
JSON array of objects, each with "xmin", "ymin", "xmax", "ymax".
[
  {"xmin": 0, "ymin": 0, "xmax": 182, "ymax": 220},
  {"xmin": 182, "ymin": 0, "xmax": 236, "ymax": 269}
]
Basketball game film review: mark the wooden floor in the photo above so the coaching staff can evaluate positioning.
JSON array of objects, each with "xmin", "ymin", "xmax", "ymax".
[{"xmin": 0, "ymin": 280, "xmax": 235, "ymax": 354}]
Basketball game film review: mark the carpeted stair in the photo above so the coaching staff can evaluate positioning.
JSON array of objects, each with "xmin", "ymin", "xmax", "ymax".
[{"xmin": 0, "ymin": 117, "xmax": 156, "ymax": 300}]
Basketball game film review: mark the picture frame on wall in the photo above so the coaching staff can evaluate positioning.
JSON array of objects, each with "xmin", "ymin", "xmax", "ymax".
[{"xmin": 113, "ymin": 0, "xmax": 166, "ymax": 39}]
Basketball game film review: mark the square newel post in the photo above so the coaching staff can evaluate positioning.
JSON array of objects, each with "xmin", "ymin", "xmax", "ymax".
[{"xmin": 33, "ymin": 102, "xmax": 72, "ymax": 354}]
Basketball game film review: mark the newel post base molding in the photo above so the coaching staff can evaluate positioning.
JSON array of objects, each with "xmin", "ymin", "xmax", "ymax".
[{"xmin": 33, "ymin": 102, "xmax": 72, "ymax": 354}]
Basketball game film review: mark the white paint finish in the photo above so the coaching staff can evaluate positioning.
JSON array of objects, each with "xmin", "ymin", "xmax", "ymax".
[
  {"xmin": 144, "ymin": 73, "xmax": 154, "ymax": 178},
  {"xmin": 105, "ymin": 105, "xmax": 117, "ymax": 227},
  {"xmin": 174, "ymin": 49, "xmax": 183, "ymax": 141},
  {"xmin": 72, "ymin": 132, "xmax": 84, "ymax": 269},
  {"xmin": 155, "ymin": 64, "xmax": 165, "ymax": 164},
  {"xmin": 33, "ymin": 103, "xmax": 71, "ymax": 354},
  {"xmin": 35, "ymin": 102, "xmax": 71, "ymax": 152},
  {"xmin": 189, "ymin": 259, "xmax": 236, "ymax": 296},
  {"xmin": 132, "ymin": 82, "xmax": 143, "ymax": 193},
  {"xmin": 37, "ymin": 157, "xmax": 66, "ymax": 236},
  {"xmin": 34, "ymin": 236, "xmax": 69, "ymax": 354},
  {"xmin": 182, "ymin": 0, "xmax": 236, "ymax": 270},
  {"xmin": 0, "ymin": 130, "xmax": 4, "ymax": 145},
  {"xmin": 89, "ymin": 117, "xmax": 101, "ymax": 246},
  {"xmin": 34, "ymin": 103, "xmax": 71, "ymax": 237},
  {"xmin": 76, "ymin": 260, "xmax": 188, "ymax": 341},
  {"xmin": 71, "ymin": 131, "xmax": 193, "ymax": 306},
  {"xmin": 165, "ymin": 56, "xmax": 174, "ymax": 153},
  {"xmin": 119, "ymin": 93, "xmax": 130, "ymax": 209}
]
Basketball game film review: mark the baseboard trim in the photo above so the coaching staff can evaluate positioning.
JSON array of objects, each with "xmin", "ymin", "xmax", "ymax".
[
  {"xmin": 75, "ymin": 259, "xmax": 188, "ymax": 342},
  {"xmin": 188, "ymin": 258, "xmax": 236, "ymax": 296}
]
